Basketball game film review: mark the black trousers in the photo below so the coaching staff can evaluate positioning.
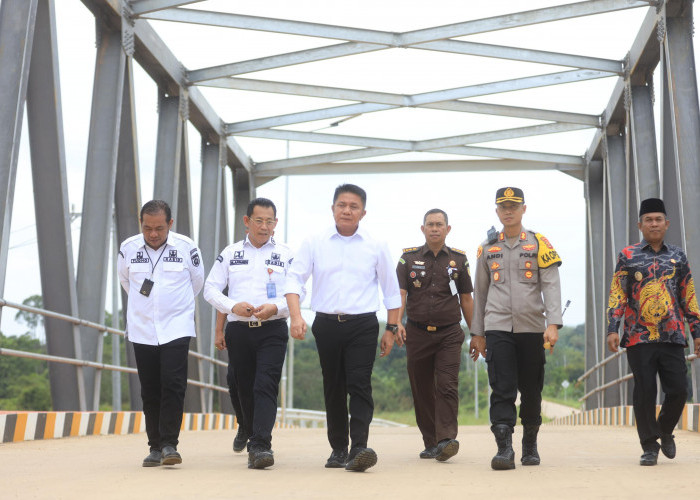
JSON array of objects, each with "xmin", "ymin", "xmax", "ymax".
[
  {"xmin": 405, "ymin": 322, "xmax": 464, "ymax": 448},
  {"xmin": 225, "ymin": 352, "xmax": 245, "ymax": 431},
  {"xmin": 626, "ymin": 342, "xmax": 687, "ymax": 452},
  {"xmin": 132, "ymin": 336, "xmax": 190, "ymax": 450},
  {"xmin": 226, "ymin": 319, "xmax": 288, "ymax": 451},
  {"xmin": 312, "ymin": 314, "xmax": 379, "ymax": 451},
  {"xmin": 485, "ymin": 330, "xmax": 545, "ymax": 429}
]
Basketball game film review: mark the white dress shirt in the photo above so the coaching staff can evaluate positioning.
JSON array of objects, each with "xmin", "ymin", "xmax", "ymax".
[
  {"xmin": 286, "ymin": 225, "xmax": 402, "ymax": 314},
  {"xmin": 203, "ymin": 236, "xmax": 297, "ymax": 322},
  {"xmin": 117, "ymin": 232, "xmax": 205, "ymax": 345}
]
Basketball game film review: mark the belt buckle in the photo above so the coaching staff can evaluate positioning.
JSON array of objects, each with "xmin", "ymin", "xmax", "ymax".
[
  {"xmin": 248, "ymin": 320, "xmax": 262, "ymax": 328},
  {"xmin": 427, "ymin": 325, "xmax": 437, "ymax": 332},
  {"xmin": 337, "ymin": 314, "xmax": 348, "ymax": 323}
]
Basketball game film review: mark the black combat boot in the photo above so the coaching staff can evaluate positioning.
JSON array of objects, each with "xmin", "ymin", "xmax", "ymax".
[
  {"xmin": 521, "ymin": 425, "xmax": 541, "ymax": 465},
  {"xmin": 491, "ymin": 424, "xmax": 515, "ymax": 470}
]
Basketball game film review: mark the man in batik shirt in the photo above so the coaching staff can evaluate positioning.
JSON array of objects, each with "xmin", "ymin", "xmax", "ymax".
[{"xmin": 607, "ymin": 198, "xmax": 700, "ymax": 466}]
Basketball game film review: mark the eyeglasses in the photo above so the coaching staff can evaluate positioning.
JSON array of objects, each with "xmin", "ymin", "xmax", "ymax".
[{"xmin": 251, "ymin": 218, "xmax": 276, "ymax": 226}]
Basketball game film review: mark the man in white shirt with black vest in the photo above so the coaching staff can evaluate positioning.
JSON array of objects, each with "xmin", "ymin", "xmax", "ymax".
[
  {"xmin": 204, "ymin": 197, "xmax": 298, "ymax": 470},
  {"xmin": 286, "ymin": 184, "xmax": 401, "ymax": 473},
  {"xmin": 118, "ymin": 200, "xmax": 204, "ymax": 467}
]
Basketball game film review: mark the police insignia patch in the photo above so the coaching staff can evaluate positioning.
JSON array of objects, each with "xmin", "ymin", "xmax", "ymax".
[
  {"xmin": 522, "ymin": 244, "xmax": 536, "ymax": 251},
  {"xmin": 491, "ymin": 262, "xmax": 500, "ymax": 270},
  {"xmin": 488, "ymin": 246, "xmax": 502, "ymax": 253},
  {"xmin": 477, "ymin": 246, "xmax": 483, "ymax": 259}
]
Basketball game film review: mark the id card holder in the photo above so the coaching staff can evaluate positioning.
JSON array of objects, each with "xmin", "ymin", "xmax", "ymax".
[
  {"xmin": 266, "ymin": 282, "xmax": 277, "ymax": 299},
  {"xmin": 449, "ymin": 279, "xmax": 458, "ymax": 296},
  {"xmin": 140, "ymin": 278, "xmax": 154, "ymax": 297}
]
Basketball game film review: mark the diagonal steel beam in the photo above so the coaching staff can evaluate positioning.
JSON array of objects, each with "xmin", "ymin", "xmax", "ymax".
[
  {"xmin": 207, "ymin": 76, "xmax": 599, "ymax": 126},
  {"xmin": 236, "ymin": 122, "xmax": 591, "ymax": 151},
  {"xmin": 131, "ymin": 0, "xmax": 205, "ymax": 15},
  {"xmin": 150, "ymin": 9, "xmax": 621, "ymax": 74},
  {"xmin": 187, "ymin": 42, "xmax": 383, "ymax": 83},
  {"xmin": 226, "ymin": 69, "xmax": 611, "ymax": 133},
  {"xmin": 254, "ymin": 142, "xmax": 584, "ymax": 173}
]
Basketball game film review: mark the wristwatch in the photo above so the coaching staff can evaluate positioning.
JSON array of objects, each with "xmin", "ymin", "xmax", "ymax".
[{"xmin": 385, "ymin": 323, "xmax": 399, "ymax": 334}]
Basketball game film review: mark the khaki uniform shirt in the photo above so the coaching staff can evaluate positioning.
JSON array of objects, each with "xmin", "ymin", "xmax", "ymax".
[
  {"xmin": 397, "ymin": 244, "xmax": 473, "ymax": 327},
  {"xmin": 471, "ymin": 228, "xmax": 562, "ymax": 335}
]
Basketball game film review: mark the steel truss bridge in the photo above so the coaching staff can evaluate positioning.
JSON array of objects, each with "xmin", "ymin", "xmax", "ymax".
[{"xmin": 1, "ymin": 0, "xmax": 700, "ymax": 413}]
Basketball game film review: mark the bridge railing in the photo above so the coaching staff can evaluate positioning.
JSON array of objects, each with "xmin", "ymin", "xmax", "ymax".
[
  {"xmin": 577, "ymin": 347, "xmax": 698, "ymax": 404},
  {"xmin": 0, "ymin": 297, "xmax": 229, "ymax": 395}
]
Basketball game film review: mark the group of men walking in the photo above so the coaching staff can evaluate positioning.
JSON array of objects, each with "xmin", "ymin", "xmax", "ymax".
[{"xmin": 117, "ymin": 184, "xmax": 700, "ymax": 473}]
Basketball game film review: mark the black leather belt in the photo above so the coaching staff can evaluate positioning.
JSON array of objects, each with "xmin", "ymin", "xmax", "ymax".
[
  {"xmin": 407, "ymin": 319, "xmax": 458, "ymax": 332},
  {"xmin": 232, "ymin": 318, "xmax": 286, "ymax": 328},
  {"xmin": 316, "ymin": 312, "xmax": 376, "ymax": 323}
]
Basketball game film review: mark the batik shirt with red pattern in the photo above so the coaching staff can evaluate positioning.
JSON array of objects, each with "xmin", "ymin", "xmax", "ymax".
[{"xmin": 607, "ymin": 240, "xmax": 700, "ymax": 347}]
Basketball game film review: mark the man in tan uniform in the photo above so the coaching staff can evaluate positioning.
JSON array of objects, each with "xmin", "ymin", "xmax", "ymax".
[
  {"xmin": 395, "ymin": 209, "xmax": 473, "ymax": 462},
  {"xmin": 470, "ymin": 187, "xmax": 562, "ymax": 471}
]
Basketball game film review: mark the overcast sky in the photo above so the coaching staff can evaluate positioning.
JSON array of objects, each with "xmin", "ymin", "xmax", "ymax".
[{"xmin": 1, "ymin": 1, "xmax": 681, "ymax": 336}]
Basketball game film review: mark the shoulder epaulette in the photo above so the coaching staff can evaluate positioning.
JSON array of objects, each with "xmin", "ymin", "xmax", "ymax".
[
  {"xmin": 402, "ymin": 246, "xmax": 421, "ymax": 253},
  {"xmin": 449, "ymin": 247, "xmax": 466, "ymax": 255}
]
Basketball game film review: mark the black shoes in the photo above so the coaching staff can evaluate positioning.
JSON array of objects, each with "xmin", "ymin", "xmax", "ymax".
[
  {"xmin": 345, "ymin": 447, "xmax": 377, "ymax": 472},
  {"xmin": 248, "ymin": 447, "xmax": 275, "ymax": 469},
  {"xmin": 142, "ymin": 449, "xmax": 162, "ymax": 467},
  {"xmin": 435, "ymin": 439, "xmax": 459, "ymax": 462},
  {"xmin": 233, "ymin": 427, "xmax": 249, "ymax": 453},
  {"xmin": 660, "ymin": 433, "xmax": 676, "ymax": 459},
  {"xmin": 521, "ymin": 425, "xmax": 541, "ymax": 466},
  {"xmin": 419, "ymin": 446, "xmax": 439, "ymax": 459},
  {"xmin": 640, "ymin": 449, "xmax": 658, "ymax": 466},
  {"xmin": 160, "ymin": 446, "xmax": 182, "ymax": 466},
  {"xmin": 491, "ymin": 425, "xmax": 515, "ymax": 470},
  {"xmin": 325, "ymin": 449, "xmax": 349, "ymax": 468}
]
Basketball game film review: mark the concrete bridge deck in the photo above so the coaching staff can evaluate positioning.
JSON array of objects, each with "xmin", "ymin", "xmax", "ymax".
[{"xmin": 2, "ymin": 425, "xmax": 699, "ymax": 499}]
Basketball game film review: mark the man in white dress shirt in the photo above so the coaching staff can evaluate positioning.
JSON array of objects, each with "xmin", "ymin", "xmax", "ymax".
[
  {"xmin": 204, "ymin": 198, "xmax": 297, "ymax": 470},
  {"xmin": 286, "ymin": 184, "xmax": 401, "ymax": 472},
  {"xmin": 117, "ymin": 200, "xmax": 204, "ymax": 467}
]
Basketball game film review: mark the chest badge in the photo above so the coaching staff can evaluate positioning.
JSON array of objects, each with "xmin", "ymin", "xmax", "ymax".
[
  {"xmin": 491, "ymin": 262, "xmax": 500, "ymax": 270},
  {"xmin": 635, "ymin": 271, "xmax": 643, "ymax": 282},
  {"xmin": 525, "ymin": 261, "xmax": 532, "ymax": 269},
  {"xmin": 413, "ymin": 279, "xmax": 422, "ymax": 288},
  {"xmin": 415, "ymin": 260, "xmax": 424, "ymax": 265},
  {"xmin": 410, "ymin": 271, "xmax": 416, "ymax": 278},
  {"xmin": 493, "ymin": 271, "xmax": 501, "ymax": 282},
  {"xmin": 449, "ymin": 260, "xmax": 456, "ymax": 267},
  {"xmin": 525, "ymin": 270, "xmax": 534, "ymax": 279}
]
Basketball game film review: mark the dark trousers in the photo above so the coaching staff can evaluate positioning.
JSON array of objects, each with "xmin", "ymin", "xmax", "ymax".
[
  {"xmin": 225, "ymin": 354, "xmax": 245, "ymax": 431},
  {"xmin": 485, "ymin": 330, "xmax": 545, "ymax": 429},
  {"xmin": 226, "ymin": 319, "xmax": 288, "ymax": 451},
  {"xmin": 132, "ymin": 336, "xmax": 190, "ymax": 450},
  {"xmin": 626, "ymin": 343, "xmax": 687, "ymax": 452},
  {"xmin": 405, "ymin": 321, "xmax": 464, "ymax": 448},
  {"xmin": 312, "ymin": 314, "xmax": 379, "ymax": 451}
]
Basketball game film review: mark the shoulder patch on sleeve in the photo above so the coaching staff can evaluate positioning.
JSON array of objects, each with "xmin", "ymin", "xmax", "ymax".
[
  {"xmin": 216, "ymin": 254, "xmax": 223, "ymax": 263},
  {"xmin": 535, "ymin": 233, "xmax": 562, "ymax": 268},
  {"xmin": 398, "ymin": 257, "xmax": 406, "ymax": 265},
  {"xmin": 476, "ymin": 245, "xmax": 483, "ymax": 259},
  {"xmin": 402, "ymin": 247, "xmax": 420, "ymax": 253},
  {"xmin": 118, "ymin": 250, "xmax": 124, "ymax": 258},
  {"xmin": 449, "ymin": 247, "xmax": 466, "ymax": 255}
]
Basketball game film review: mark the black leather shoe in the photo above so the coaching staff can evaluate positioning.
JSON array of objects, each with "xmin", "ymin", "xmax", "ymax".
[
  {"xmin": 161, "ymin": 446, "xmax": 182, "ymax": 465},
  {"xmin": 640, "ymin": 450, "xmax": 658, "ymax": 466},
  {"xmin": 325, "ymin": 449, "xmax": 348, "ymax": 468},
  {"xmin": 660, "ymin": 433, "xmax": 676, "ymax": 459},
  {"xmin": 142, "ymin": 449, "xmax": 162, "ymax": 467},
  {"xmin": 233, "ymin": 427, "xmax": 249, "ymax": 453},
  {"xmin": 248, "ymin": 448, "xmax": 274, "ymax": 469},
  {"xmin": 435, "ymin": 439, "xmax": 459, "ymax": 462},
  {"xmin": 419, "ymin": 447, "xmax": 438, "ymax": 459},
  {"xmin": 345, "ymin": 448, "xmax": 377, "ymax": 472}
]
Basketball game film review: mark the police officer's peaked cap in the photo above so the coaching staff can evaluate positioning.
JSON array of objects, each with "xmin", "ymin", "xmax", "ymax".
[
  {"xmin": 639, "ymin": 197, "xmax": 666, "ymax": 217},
  {"xmin": 495, "ymin": 187, "xmax": 524, "ymax": 204}
]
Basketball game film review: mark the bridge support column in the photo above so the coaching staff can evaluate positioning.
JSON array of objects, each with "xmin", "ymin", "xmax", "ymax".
[
  {"xmin": 115, "ymin": 58, "xmax": 144, "ymax": 411},
  {"xmin": 585, "ymin": 161, "xmax": 604, "ymax": 410},
  {"xmin": 0, "ymin": 0, "xmax": 38, "ymax": 317},
  {"xmin": 198, "ymin": 140, "xmax": 224, "ymax": 413},
  {"xmin": 75, "ymin": 22, "xmax": 125, "ymax": 410},
  {"xmin": 664, "ymin": 4, "xmax": 700, "ymax": 404},
  {"xmin": 233, "ymin": 168, "xmax": 255, "ymax": 241},
  {"xmin": 26, "ymin": 0, "xmax": 85, "ymax": 410}
]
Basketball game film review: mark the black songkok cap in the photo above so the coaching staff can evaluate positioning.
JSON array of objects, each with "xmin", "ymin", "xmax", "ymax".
[
  {"xmin": 495, "ymin": 187, "xmax": 524, "ymax": 204},
  {"xmin": 639, "ymin": 198, "xmax": 666, "ymax": 217}
]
